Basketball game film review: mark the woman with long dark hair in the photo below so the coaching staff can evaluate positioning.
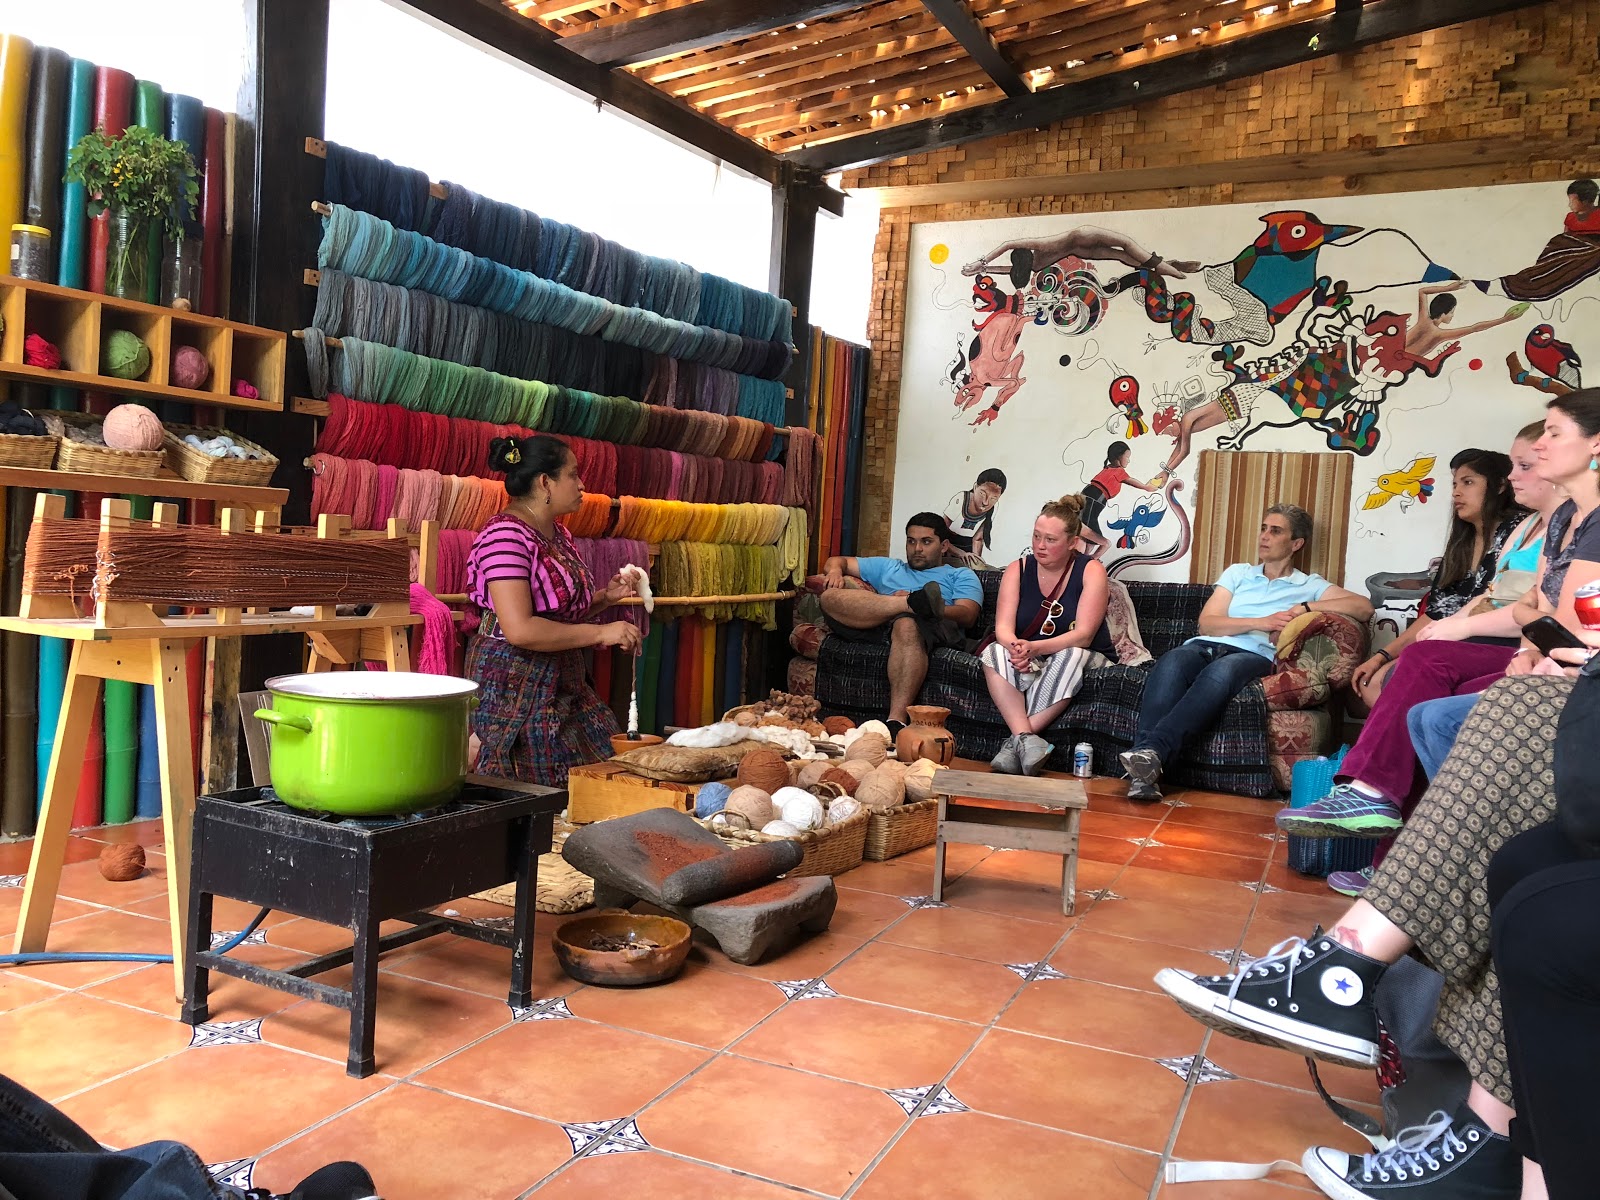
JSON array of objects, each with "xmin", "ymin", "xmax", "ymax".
[
  {"xmin": 1077, "ymin": 441, "xmax": 1167, "ymax": 557},
  {"xmin": 464, "ymin": 434, "xmax": 641, "ymax": 786}
]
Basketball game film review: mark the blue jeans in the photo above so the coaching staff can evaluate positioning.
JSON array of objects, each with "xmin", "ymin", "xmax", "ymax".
[
  {"xmin": 1133, "ymin": 639, "xmax": 1274, "ymax": 766},
  {"xmin": 1407, "ymin": 692, "xmax": 1481, "ymax": 781}
]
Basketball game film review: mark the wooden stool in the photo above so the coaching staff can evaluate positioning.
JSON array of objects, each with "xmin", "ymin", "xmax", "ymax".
[{"xmin": 930, "ymin": 769, "xmax": 1088, "ymax": 916}]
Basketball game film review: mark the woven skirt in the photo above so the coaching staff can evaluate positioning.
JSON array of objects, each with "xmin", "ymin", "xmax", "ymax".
[
  {"xmin": 465, "ymin": 634, "xmax": 619, "ymax": 788},
  {"xmin": 1365, "ymin": 674, "xmax": 1574, "ymax": 1105},
  {"xmin": 980, "ymin": 641, "xmax": 1107, "ymax": 716}
]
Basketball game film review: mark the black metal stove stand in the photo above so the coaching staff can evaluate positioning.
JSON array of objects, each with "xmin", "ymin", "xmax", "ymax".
[{"xmin": 182, "ymin": 777, "xmax": 566, "ymax": 1077}]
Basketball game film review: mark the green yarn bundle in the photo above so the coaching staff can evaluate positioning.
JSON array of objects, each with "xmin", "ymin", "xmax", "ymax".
[{"xmin": 101, "ymin": 330, "xmax": 151, "ymax": 380}]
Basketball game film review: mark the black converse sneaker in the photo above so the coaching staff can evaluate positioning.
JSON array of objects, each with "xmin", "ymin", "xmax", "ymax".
[
  {"xmin": 1154, "ymin": 930, "xmax": 1385, "ymax": 1068},
  {"xmin": 1301, "ymin": 1106, "xmax": 1520, "ymax": 1199}
]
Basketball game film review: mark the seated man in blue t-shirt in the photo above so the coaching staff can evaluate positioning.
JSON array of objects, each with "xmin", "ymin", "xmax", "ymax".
[
  {"xmin": 1120, "ymin": 504, "xmax": 1373, "ymax": 801},
  {"xmin": 820, "ymin": 512, "xmax": 985, "ymax": 738}
]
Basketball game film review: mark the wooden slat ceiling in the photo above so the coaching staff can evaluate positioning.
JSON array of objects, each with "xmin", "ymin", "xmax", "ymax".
[{"xmin": 505, "ymin": 0, "xmax": 1352, "ymax": 155}]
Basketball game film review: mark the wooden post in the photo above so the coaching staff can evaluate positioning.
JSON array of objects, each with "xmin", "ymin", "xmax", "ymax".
[{"xmin": 152, "ymin": 637, "xmax": 197, "ymax": 998}]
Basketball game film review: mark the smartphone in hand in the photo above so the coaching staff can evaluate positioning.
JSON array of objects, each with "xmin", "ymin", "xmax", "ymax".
[{"xmin": 1522, "ymin": 615, "xmax": 1588, "ymax": 655}]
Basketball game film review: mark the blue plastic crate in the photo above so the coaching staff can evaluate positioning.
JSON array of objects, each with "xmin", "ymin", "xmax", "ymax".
[{"xmin": 1285, "ymin": 746, "xmax": 1377, "ymax": 877}]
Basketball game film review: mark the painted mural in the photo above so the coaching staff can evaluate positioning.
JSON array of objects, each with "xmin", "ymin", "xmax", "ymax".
[{"xmin": 893, "ymin": 179, "xmax": 1600, "ymax": 614}]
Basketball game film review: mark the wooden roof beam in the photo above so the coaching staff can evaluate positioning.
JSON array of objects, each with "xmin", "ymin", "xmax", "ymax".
[
  {"xmin": 783, "ymin": 0, "xmax": 1551, "ymax": 172},
  {"xmin": 559, "ymin": 0, "xmax": 868, "ymax": 68},
  {"xmin": 920, "ymin": 0, "xmax": 1029, "ymax": 98},
  {"xmin": 698, "ymin": 32, "xmax": 965, "ymax": 118}
]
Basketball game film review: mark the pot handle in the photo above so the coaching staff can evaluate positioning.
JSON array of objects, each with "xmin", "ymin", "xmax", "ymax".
[{"xmin": 254, "ymin": 709, "xmax": 312, "ymax": 734}]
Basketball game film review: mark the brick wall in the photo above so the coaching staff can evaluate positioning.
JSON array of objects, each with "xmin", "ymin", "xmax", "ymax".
[{"xmin": 840, "ymin": 1, "xmax": 1600, "ymax": 554}]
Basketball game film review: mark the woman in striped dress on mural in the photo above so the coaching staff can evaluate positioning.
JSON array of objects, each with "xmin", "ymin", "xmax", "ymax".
[{"xmin": 465, "ymin": 434, "xmax": 641, "ymax": 786}]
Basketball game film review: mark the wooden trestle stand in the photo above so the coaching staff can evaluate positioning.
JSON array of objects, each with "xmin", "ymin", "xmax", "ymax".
[{"xmin": 5, "ymin": 496, "xmax": 420, "ymax": 997}]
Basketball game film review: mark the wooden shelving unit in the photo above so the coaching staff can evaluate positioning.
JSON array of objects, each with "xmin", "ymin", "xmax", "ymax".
[
  {"xmin": 0, "ymin": 464, "xmax": 287, "ymax": 508},
  {"xmin": 0, "ymin": 276, "xmax": 287, "ymax": 413}
]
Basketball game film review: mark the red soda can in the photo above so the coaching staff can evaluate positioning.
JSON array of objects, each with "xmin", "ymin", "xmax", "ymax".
[{"xmin": 1576, "ymin": 579, "xmax": 1600, "ymax": 631}]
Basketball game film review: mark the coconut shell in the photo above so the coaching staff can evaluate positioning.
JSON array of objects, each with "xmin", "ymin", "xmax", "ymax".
[
  {"xmin": 903, "ymin": 758, "xmax": 939, "ymax": 802},
  {"xmin": 798, "ymin": 759, "xmax": 834, "ymax": 789},
  {"xmin": 820, "ymin": 766, "xmax": 860, "ymax": 796},
  {"xmin": 725, "ymin": 785, "xmax": 776, "ymax": 829},
  {"xmin": 844, "ymin": 732, "xmax": 889, "ymax": 766},
  {"xmin": 736, "ymin": 747, "xmax": 791, "ymax": 794},
  {"xmin": 823, "ymin": 715, "xmax": 855, "ymax": 735},
  {"xmin": 856, "ymin": 767, "xmax": 906, "ymax": 810}
]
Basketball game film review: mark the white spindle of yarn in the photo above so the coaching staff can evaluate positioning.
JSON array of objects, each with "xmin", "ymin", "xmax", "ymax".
[{"xmin": 619, "ymin": 564, "xmax": 653, "ymax": 737}]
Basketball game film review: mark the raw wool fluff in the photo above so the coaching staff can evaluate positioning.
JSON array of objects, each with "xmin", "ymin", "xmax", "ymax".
[
  {"xmin": 819, "ymin": 766, "xmax": 860, "ymax": 796},
  {"xmin": 101, "ymin": 403, "xmax": 164, "ymax": 451},
  {"xmin": 844, "ymin": 732, "xmax": 889, "ymax": 766},
  {"xmin": 855, "ymin": 767, "xmax": 906, "ymax": 810},
  {"xmin": 903, "ymin": 758, "xmax": 939, "ymax": 802},
  {"xmin": 724, "ymin": 785, "xmax": 776, "ymax": 830},
  {"xmin": 735, "ymin": 748, "xmax": 791, "ymax": 794}
]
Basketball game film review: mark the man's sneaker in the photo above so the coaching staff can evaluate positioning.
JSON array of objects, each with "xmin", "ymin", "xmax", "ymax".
[
  {"xmin": 886, "ymin": 719, "xmax": 907, "ymax": 743},
  {"xmin": 1154, "ymin": 931, "xmax": 1385, "ymax": 1068},
  {"xmin": 246, "ymin": 1161, "xmax": 381, "ymax": 1200},
  {"xmin": 1301, "ymin": 1105, "xmax": 1520, "ymax": 1199},
  {"xmin": 906, "ymin": 582, "xmax": 945, "ymax": 622},
  {"xmin": 990, "ymin": 735, "xmax": 1023, "ymax": 775},
  {"xmin": 1019, "ymin": 734, "xmax": 1054, "ymax": 776},
  {"xmin": 1276, "ymin": 784, "xmax": 1403, "ymax": 839},
  {"xmin": 1119, "ymin": 748, "xmax": 1162, "ymax": 783},
  {"xmin": 1126, "ymin": 778, "xmax": 1162, "ymax": 803},
  {"xmin": 1328, "ymin": 867, "xmax": 1375, "ymax": 898}
]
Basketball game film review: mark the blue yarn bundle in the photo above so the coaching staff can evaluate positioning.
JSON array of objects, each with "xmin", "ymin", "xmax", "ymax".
[{"xmin": 694, "ymin": 780, "xmax": 731, "ymax": 819}]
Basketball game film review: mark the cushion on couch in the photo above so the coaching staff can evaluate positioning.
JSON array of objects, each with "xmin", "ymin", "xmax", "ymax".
[{"xmin": 1265, "ymin": 611, "xmax": 1368, "ymax": 711}]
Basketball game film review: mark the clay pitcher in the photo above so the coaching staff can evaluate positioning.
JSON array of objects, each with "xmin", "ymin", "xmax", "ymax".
[{"xmin": 896, "ymin": 705, "xmax": 955, "ymax": 766}]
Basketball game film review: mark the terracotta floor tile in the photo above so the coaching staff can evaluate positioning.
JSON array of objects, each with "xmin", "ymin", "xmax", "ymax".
[
  {"xmin": 0, "ymin": 971, "xmax": 61, "ymax": 1014},
  {"xmin": 1164, "ymin": 805, "xmax": 1281, "ymax": 835},
  {"xmin": 1051, "ymin": 929, "xmax": 1226, "ymax": 994},
  {"xmin": 0, "ymin": 834, "xmax": 106, "ymax": 873},
  {"xmin": 263, "ymin": 972, "xmax": 512, "ymax": 1076},
  {"xmin": 1239, "ymin": 915, "xmax": 1325, "ymax": 956},
  {"xmin": 254, "ymin": 1082, "xmax": 570, "ymax": 1200},
  {"xmin": 77, "ymin": 819, "xmax": 166, "ymax": 847},
  {"xmin": 879, "ymin": 905, "xmax": 1067, "ymax": 964},
  {"xmin": 962, "ymin": 847, "xmax": 1080, "ymax": 888},
  {"xmin": 532, "ymin": 1151, "xmax": 801, "ymax": 1198},
  {"xmin": 1110, "ymin": 866, "xmax": 1259, "ymax": 914},
  {"xmin": 1076, "ymin": 895, "xmax": 1248, "ymax": 951},
  {"xmin": 1174, "ymin": 1077, "xmax": 1377, "ymax": 1169},
  {"xmin": 831, "ymin": 859, "xmax": 937, "ymax": 898},
  {"xmin": 827, "ymin": 886, "xmax": 915, "ymax": 940},
  {"xmin": 1252, "ymin": 889, "xmax": 1356, "ymax": 930},
  {"xmin": 1080, "ymin": 811, "xmax": 1164, "ymax": 840},
  {"xmin": 1076, "ymin": 832, "xmax": 1143, "ymax": 866},
  {"xmin": 695, "ymin": 929, "xmax": 866, "ymax": 982},
  {"xmin": 731, "ymin": 996, "xmax": 982, "ymax": 1089},
  {"xmin": 1264, "ymin": 863, "xmax": 1344, "ymax": 896},
  {"xmin": 0, "ymin": 992, "xmax": 190, "ymax": 1101},
  {"xmin": 1150, "ymin": 823, "xmax": 1277, "ymax": 858},
  {"xmin": 85, "ymin": 944, "xmax": 313, "ymax": 1021},
  {"xmin": 59, "ymin": 1043, "xmax": 385, "ymax": 1164},
  {"xmin": 381, "ymin": 930, "xmax": 579, "ymax": 1003},
  {"xmin": 565, "ymin": 959, "xmax": 783, "ymax": 1048},
  {"xmin": 637, "ymin": 1055, "xmax": 905, "ymax": 1196},
  {"xmin": 122, "ymin": 892, "xmax": 301, "ymax": 929},
  {"xmin": 1173, "ymin": 789, "xmax": 1282, "ymax": 815},
  {"xmin": 53, "ymin": 857, "xmax": 172, "ymax": 908},
  {"xmin": 0, "ymin": 891, "xmax": 96, "ymax": 940},
  {"xmin": 1202, "ymin": 1032, "xmax": 1381, "ymax": 1105},
  {"xmin": 940, "ymin": 874, "xmax": 1084, "ymax": 922},
  {"xmin": 1131, "ymin": 845, "xmax": 1266, "ymax": 883},
  {"xmin": 10, "ymin": 909, "xmax": 174, "ymax": 988},
  {"xmin": 998, "ymin": 977, "xmax": 1208, "ymax": 1058},
  {"xmin": 824, "ymin": 941, "xmax": 1023, "ymax": 1023},
  {"xmin": 418, "ymin": 1017, "xmax": 713, "ymax": 1123},
  {"xmin": 1088, "ymin": 791, "xmax": 1173, "ymax": 818},
  {"xmin": 1156, "ymin": 1180, "xmax": 1311, "ymax": 1197},
  {"xmin": 263, "ymin": 916, "xmax": 422, "ymax": 957},
  {"xmin": 853, "ymin": 1110, "xmax": 1159, "ymax": 1200},
  {"xmin": 893, "ymin": 840, "xmax": 992, "ymax": 874},
  {"xmin": 949, "ymin": 1028, "xmax": 1187, "ymax": 1151}
]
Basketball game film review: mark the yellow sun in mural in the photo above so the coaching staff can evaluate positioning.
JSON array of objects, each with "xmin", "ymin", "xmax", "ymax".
[{"xmin": 929, "ymin": 243, "xmax": 949, "ymax": 265}]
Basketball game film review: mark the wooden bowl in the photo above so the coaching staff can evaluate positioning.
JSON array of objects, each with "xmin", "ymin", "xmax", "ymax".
[
  {"xmin": 610, "ymin": 733, "xmax": 664, "ymax": 757},
  {"xmin": 552, "ymin": 911, "xmax": 692, "ymax": 987}
]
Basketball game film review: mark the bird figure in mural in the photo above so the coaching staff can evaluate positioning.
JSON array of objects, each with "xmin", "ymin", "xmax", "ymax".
[
  {"xmin": 1231, "ymin": 210, "xmax": 1363, "ymax": 325},
  {"xmin": 1108, "ymin": 375, "xmax": 1147, "ymax": 437},
  {"xmin": 1361, "ymin": 456, "xmax": 1437, "ymax": 513},
  {"xmin": 1106, "ymin": 499, "xmax": 1165, "ymax": 550},
  {"xmin": 1524, "ymin": 324, "xmax": 1582, "ymax": 390}
]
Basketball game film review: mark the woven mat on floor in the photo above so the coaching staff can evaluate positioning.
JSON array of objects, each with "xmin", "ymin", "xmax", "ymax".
[{"xmin": 473, "ymin": 818, "xmax": 594, "ymax": 915}]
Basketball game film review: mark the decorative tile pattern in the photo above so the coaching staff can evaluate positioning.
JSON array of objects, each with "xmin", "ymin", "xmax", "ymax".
[
  {"xmin": 1082, "ymin": 889, "xmax": 1125, "ymax": 902},
  {"xmin": 188, "ymin": 1018, "xmax": 264, "ymax": 1048},
  {"xmin": 561, "ymin": 1116, "xmax": 652, "ymax": 1156},
  {"xmin": 1002, "ymin": 960, "xmax": 1068, "ymax": 982},
  {"xmin": 0, "ymin": 874, "xmax": 23, "ymax": 889},
  {"xmin": 472, "ymin": 915, "xmax": 518, "ymax": 933},
  {"xmin": 208, "ymin": 929, "xmax": 267, "ymax": 950},
  {"xmin": 208, "ymin": 1159, "xmax": 255, "ymax": 1187},
  {"xmin": 772, "ymin": 978, "xmax": 841, "ymax": 1001},
  {"xmin": 1205, "ymin": 948, "xmax": 1241, "ymax": 967},
  {"xmin": 512, "ymin": 997, "xmax": 575, "ymax": 1022},
  {"xmin": 898, "ymin": 895, "xmax": 950, "ymax": 910},
  {"xmin": 1155, "ymin": 1054, "xmax": 1238, "ymax": 1085},
  {"xmin": 885, "ymin": 1083, "xmax": 970, "ymax": 1117}
]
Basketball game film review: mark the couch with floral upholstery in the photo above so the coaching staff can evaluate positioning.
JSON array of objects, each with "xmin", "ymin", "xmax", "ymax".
[{"xmin": 792, "ymin": 571, "xmax": 1367, "ymax": 797}]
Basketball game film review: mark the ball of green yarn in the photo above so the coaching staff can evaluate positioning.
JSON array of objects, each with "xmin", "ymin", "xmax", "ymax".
[{"xmin": 101, "ymin": 330, "xmax": 151, "ymax": 381}]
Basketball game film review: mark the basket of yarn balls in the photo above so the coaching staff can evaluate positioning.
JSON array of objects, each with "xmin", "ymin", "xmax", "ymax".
[
  {"xmin": 698, "ymin": 782, "xmax": 870, "ymax": 877},
  {"xmin": 162, "ymin": 422, "xmax": 278, "ymax": 486},
  {"xmin": 863, "ymin": 758, "xmax": 944, "ymax": 861},
  {"xmin": 0, "ymin": 397, "xmax": 58, "ymax": 469},
  {"xmin": 49, "ymin": 406, "xmax": 166, "ymax": 477}
]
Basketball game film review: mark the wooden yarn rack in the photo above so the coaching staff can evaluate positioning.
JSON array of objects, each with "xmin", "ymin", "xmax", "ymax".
[{"xmin": 6, "ymin": 496, "xmax": 421, "ymax": 997}]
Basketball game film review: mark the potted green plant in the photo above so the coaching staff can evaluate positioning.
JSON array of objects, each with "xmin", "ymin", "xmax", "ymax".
[{"xmin": 64, "ymin": 126, "xmax": 198, "ymax": 301}]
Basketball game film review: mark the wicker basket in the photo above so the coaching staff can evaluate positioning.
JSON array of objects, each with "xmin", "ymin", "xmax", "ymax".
[
  {"xmin": 51, "ymin": 411, "xmax": 164, "ymax": 478},
  {"xmin": 699, "ymin": 807, "xmax": 868, "ymax": 877},
  {"xmin": 864, "ymin": 797, "xmax": 939, "ymax": 861},
  {"xmin": 163, "ymin": 423, "xmax": 279, "ymax": 486},
  {"xmin": 0, "ymin": 430, "xmax": 59, "ymax": 470}
]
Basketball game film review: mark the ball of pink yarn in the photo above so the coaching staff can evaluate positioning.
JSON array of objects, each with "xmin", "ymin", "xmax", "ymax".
[
  {"xmin": 101, "ymin": 404, "xmax": 165, "ymax": 451},
  {"xmin": 171, "ymin": 345, "xmax": 211, "ymax": 390}
]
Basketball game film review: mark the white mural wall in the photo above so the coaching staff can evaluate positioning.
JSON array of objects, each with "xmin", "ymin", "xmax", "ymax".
[{"xmin": 891, "ymin": 179, "xmax": 1599, "ymax": 621}]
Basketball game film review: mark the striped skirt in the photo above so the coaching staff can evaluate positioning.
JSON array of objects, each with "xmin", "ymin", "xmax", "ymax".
[{"xmin": 980, "ymin": 641, "xmax": 1106, "ymax": 716}]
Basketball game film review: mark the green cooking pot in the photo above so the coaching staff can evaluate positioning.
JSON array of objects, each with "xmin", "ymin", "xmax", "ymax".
[{"xmin": 255, "ymin": 672, "xmax": 478, "ymax": 816}]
